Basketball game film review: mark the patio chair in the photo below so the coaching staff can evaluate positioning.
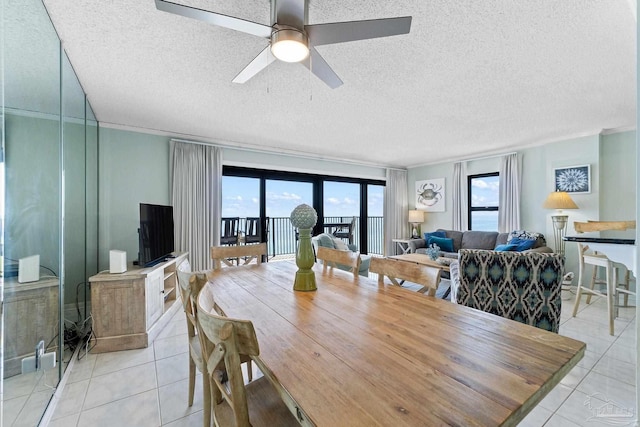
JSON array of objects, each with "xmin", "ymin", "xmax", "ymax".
[{"xmin": 221, "ymin": 217, "xmax": 240, "ymax": 246}]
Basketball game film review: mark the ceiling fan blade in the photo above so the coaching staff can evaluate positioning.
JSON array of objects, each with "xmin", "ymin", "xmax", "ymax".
[
  {"xmin": 305, "ymin": 16, "xmax": 412, "ymax": 46},
  {"xmin": 155, "ymin": 0, "xmax": 272, "ymax": 38},
  {"xmin": 302, "ymin": 48, "xmax": 343, "ymax": 89},
  {"xmin": 232, "ymin": 46, "xmax": 276, "ymax": 84}
]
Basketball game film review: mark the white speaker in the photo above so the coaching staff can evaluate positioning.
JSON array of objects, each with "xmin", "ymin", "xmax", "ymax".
[
  {"xmin": 18, "ymin": 255, "xmax": 40, "ymax": 283},
  {"xmin": 109, "ymin": 250, "xmax": 127, "ymax": 274}
]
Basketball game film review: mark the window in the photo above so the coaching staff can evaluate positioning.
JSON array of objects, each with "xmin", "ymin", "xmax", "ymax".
[
  {"xmin": 221, "ymin": 176, "xmax": 260, "ymax": 218},
  {"xmin": 222, "ymin": 166, "xmax": 385, "ymax": 255},
  {"xmin": 468, "ymin": 173, "xmax": 499, "ymax": 231}
]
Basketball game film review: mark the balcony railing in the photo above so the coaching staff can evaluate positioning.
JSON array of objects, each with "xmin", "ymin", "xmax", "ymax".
[{"xmin": 236, "ymin": 216, "xmax": 384, "ymax": 257}]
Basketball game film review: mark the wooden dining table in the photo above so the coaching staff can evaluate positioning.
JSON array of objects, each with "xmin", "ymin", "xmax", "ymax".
[{"xmin": 205, "ymin": 261, "xmax": 585, "ymax": 427}]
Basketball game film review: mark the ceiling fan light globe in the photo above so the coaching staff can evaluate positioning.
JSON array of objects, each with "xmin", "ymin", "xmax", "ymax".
[{"xmin": 271, "ymin": 29, "xmax": 309, "ymax": 62}]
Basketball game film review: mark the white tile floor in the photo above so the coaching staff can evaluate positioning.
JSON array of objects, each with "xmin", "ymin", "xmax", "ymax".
[{"xmin": 7, "ymin": 288, "xmax": 636, "ymax": 427}]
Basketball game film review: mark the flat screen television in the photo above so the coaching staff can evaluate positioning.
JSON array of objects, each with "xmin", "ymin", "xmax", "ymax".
[{"xmin": 138, "ymin": 203, "xmax": 175, "ymax": 267}]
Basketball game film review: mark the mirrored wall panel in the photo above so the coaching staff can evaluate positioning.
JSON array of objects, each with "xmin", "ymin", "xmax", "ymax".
[{"xmin": 2, "ymin": 0, "xmax": 98, "ymax": 424}]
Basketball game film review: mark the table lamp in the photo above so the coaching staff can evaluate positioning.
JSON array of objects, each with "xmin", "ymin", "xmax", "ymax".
[
  {"xmin": 542, "ymin": 191, "xmax": 578, "ymax": 255},
  {"xmin": 408, "ymin": 210, "xmax": 425, "ymax": 239}
]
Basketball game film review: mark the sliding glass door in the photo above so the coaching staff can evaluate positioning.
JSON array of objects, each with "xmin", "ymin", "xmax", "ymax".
[
  {"xmin": 323, "ymin": 181, "xmax": 360, "ymax": 249},
  {"xmin": 222, "ymin": 166, "xmax": 384, "ymax": 257},
  {"xmin": 367, "ymin": 184, "xmax": 384, "ymax": 255},
  {"xmin": 266, "ymin": 180, "xmax": 313, "ymax": 257}
]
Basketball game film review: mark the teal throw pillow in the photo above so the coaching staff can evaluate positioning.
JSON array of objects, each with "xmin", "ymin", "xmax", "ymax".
[
  {"xmin": 495, "ymin": 243, "xmax": 518, "ymax": 252},
  {"xmin": 423, "ymin": 231, "xmax": 446, "ymax": 241},
  {"xmin": 427, "ymin": 235, "xmax": 454, "ymax": 252},
  {"xmin": 508, "ymin": 238, "xmax": 536, "ymax": 251}
]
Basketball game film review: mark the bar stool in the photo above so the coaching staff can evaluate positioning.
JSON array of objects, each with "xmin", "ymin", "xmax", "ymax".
[{"xmin": 572, "ymin": 243, "xmax": 629, "ymax": 336}]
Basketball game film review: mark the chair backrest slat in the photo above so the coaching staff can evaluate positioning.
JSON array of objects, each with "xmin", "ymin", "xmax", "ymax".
[
  {"xmin": 316, "ymin": 246, "xmax": 360, "ymax": 278},
  {"xmin": 370, "ymin": 257, "xmax": 441, "ymax": 296},
  {"xmin": 210, "ymin": 243, "xmax": 267, "ymax": 270}
]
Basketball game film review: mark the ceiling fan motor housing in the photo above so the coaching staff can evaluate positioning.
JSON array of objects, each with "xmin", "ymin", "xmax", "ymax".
[{"xmin": 270, "ymin": 28, "xmax": 309, "ymax": 62}]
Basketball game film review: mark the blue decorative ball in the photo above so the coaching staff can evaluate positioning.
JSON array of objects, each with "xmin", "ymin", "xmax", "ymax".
[{"xmin": 290, "ymin": 204, "xmax": 317, "ymax": 229}]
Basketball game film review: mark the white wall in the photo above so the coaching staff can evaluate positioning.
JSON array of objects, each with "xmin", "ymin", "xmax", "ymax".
[{"xmin": 222, "ymin": 147, "xmax": 386, "ymax": 180}]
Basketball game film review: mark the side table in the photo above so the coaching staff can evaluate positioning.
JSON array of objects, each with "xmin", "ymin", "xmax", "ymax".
[{"xmin": 392, "ymin": 238, "xmax": 416, "ymax": 255}]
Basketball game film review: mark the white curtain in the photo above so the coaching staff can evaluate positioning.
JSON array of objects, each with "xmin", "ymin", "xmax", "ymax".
[
  {"xmin": 452, "ymin": 162, "xmax": 468, "ymax": 231},
  {"xmin": 171, "ymin": 141, "xmax": 222, "ymax": 271},
  {"xmin": 383, "ymin": 168, "xmax": 409, "ymax": 256},
  {"xmin": 498, "ymin": 153, "xmax": 520, "ymax": 232}
]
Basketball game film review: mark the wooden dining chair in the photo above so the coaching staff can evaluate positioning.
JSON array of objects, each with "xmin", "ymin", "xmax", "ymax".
[
  {"xmin": 196, "ymin": 286, "xmax": 298, "ymax": 427},
  {"xmin": 316, "ymin": 246, "xmax": 361, "ymax": 279},
  {"xmin": 369, "ymin": 257, "xmax": 442, "ymax": 296},
  {"xmin": 176, "ymin": 267, "xmax": 211, "ymax": 427},
  {"xmin": 210, "ymin": 243, "xmax": 267, "ymax": 270}
]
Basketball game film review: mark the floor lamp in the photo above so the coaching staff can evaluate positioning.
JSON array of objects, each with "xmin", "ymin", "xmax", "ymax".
[
  {"xmin": 408, "ymin": 210, "xmax": 425, "ymax": 239},
  {"xmin": 542, "ymin": 191, "xmax": 578, "ymax": 255}
]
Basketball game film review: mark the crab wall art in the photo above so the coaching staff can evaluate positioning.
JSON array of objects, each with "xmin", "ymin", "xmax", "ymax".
[{"xmin": 415, "ymin": 178, "xmax": 445, "ymax": 212}]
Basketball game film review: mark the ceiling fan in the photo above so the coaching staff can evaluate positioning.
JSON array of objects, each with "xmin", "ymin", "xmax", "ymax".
[{"xmin": 155, "ymin": 0, "xmax": 412, "ymax": 88}]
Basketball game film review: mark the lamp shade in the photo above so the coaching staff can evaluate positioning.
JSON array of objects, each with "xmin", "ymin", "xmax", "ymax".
[
  {"xmin": 542, "ymin": 191, "xmax": 578, "ymax": 210},
  {"xmin": 408, "ymin": 209, "xmax": 424, "ymax": 223}
]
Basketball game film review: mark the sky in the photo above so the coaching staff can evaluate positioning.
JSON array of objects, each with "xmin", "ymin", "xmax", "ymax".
[
  {"xmin": 221, "ymin": 176, "xmax": 384, "ymax": 219},
  {"xmin": 469, "ymin": 174, "xmax": 500, "ymax": 230},
  {"xmin": 470, "ymin": 175, "xmax": 499, "ymax": 207}
]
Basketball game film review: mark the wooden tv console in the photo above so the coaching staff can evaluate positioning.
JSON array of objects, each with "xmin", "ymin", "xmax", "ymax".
[{"xmin": 88, "ymin": 252, "xmax": 188, "ymax": 353}]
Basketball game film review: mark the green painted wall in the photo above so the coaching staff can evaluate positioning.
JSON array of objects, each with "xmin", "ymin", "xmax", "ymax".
[
  {"xmin": 5, "ymin": 114, "xmax": 61, "ymax": 275},
  {"xmin": 97, "ymin": 130, "xmax": 387, "ymax": 269},
  {"xmin": 407, "ymin": 131, "xmax": 637, "ymax": 278},
  {"xmin": 98, "ymin": 128, "xmax": 171, "ymax": 270},
  {"xmin": 600, "ymin": 131, "xmax": 636, "ymax": 239},
  {"xmin": 4, "ymin": 112, "xmax": 96, "ymax": 310}
]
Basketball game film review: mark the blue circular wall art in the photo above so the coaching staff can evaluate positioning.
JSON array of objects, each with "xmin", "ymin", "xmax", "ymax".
[{"xmin": 554, "ymin": 165, "xmax": 590, "ymax": 193}]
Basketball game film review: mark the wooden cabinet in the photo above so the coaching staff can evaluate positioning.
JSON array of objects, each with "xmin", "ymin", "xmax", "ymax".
[
  {"xmin": 88, "ymin": 252, "xmax": 188, "ymax": 353},
  {"xmin": 3, "ymin": 278, "xmax": 59, "ymax": 378},
  {"xmin": 145, "ymin": 268, "xmax": 164, "ymax": 328}
]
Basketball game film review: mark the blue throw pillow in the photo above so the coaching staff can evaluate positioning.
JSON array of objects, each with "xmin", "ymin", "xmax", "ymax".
[
  {"xmin": 508, "ymin": 238, "xmax": 536, "ymax": 251},
  {"xmin": 424, "ymin": 231, "xmax": 446, "ymax": 241},
  {"xmin": 427, "ymin": 235, "xmax": 454, "ymax": 253},
  {"xmin": 495, "ymin": 243, "xmax": 518, "ymax": 252}
]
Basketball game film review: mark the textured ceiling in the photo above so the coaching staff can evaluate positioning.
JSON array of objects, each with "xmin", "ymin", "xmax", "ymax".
[{"xmin": 34, "ymin": 0, "xmax": 637, "ymax": 168}]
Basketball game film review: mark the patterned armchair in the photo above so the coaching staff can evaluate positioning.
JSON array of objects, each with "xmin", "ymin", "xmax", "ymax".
[{"xmin": 450, "ymin": 249, "xmax": 564, "ymax": 333}]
